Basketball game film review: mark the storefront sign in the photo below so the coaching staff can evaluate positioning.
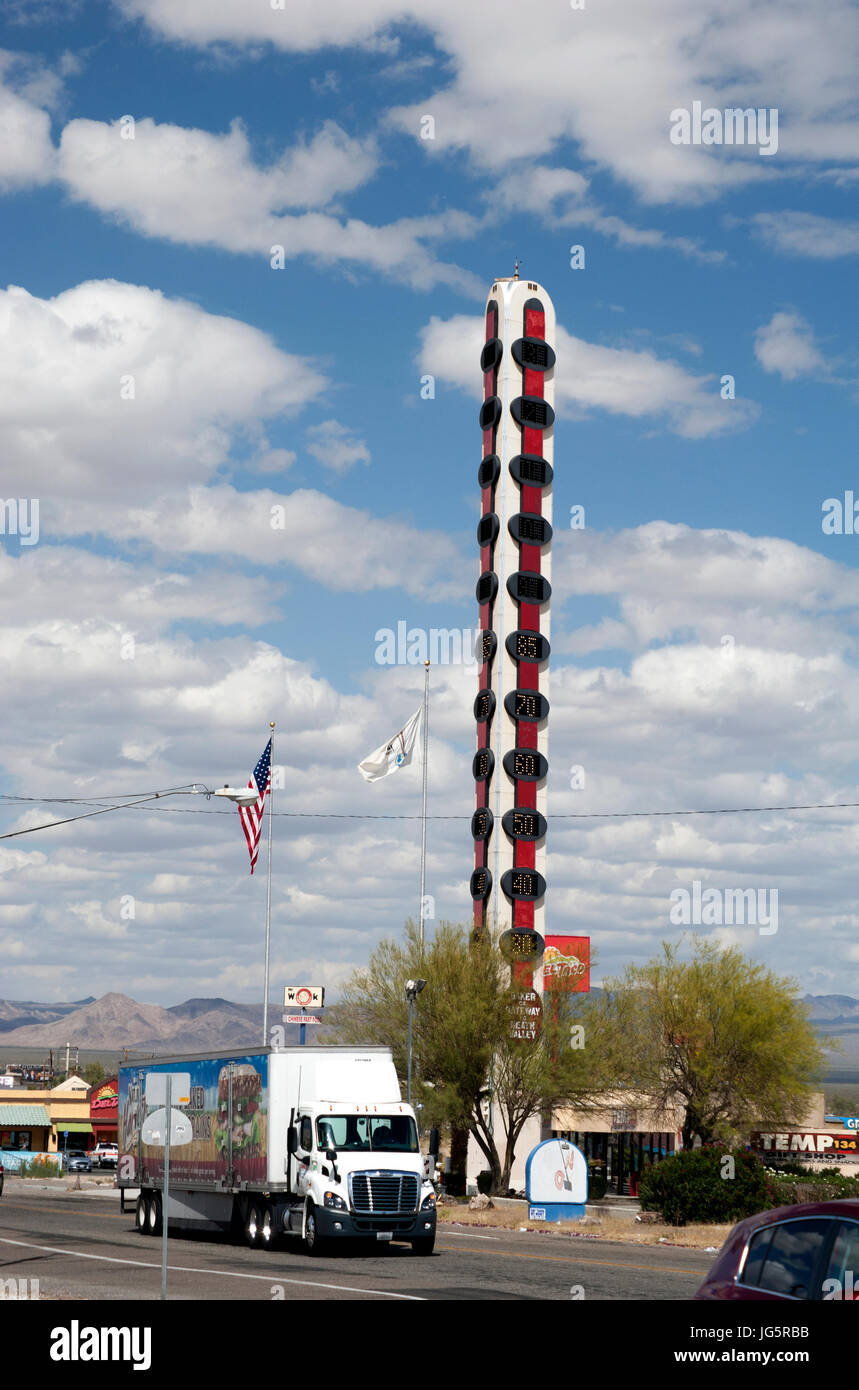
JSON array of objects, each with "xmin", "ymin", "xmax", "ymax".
[
  {"xmin": 825, "ymin": 1115, "xmax": 859, "ymax": 1130},
  {"xmin": 509, "ymin": 989, "xmax": 542, "ymax": 1042},
  {"xmin": 612, "ymin": 1108, "xmax": 638, "ymax": 1131},
  {"xmin": 543, "ymin": 936, "xmax": 590, "ymax": 992},
  {"xmin": 526, "ymin": 1138, "xmax": 587, "ymax": 1222},
  {"xmin": 752, "ymin": 1131, "xmax": 859, "ymax": 1159}
]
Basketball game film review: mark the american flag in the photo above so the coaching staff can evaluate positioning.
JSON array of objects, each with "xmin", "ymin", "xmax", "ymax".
[{"xmin": 240, "ymin": 738, "xmax": 272, "ymax": 874}]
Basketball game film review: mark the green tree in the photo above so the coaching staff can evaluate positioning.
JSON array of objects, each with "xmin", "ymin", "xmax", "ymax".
[
  {"xmin": 329, "ymin": 919, "xmax": 601, "ymax": 1192},
  {"xmin": 592, "ymin": 937, "xmax": 826, "ymax": 1148},
  {"xmin": 82, "ymin": 1062, "xmax": 106, "ymax": 1087}
]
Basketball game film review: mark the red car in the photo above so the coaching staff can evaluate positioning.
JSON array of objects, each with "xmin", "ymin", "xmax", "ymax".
[{"xmin": 694, "ymin": 1199, "xmax": 859, "ymax": 1300}]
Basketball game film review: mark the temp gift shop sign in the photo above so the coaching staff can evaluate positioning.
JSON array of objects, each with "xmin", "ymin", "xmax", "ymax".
[
  {"xmin": 526, "ymin": 1138, "xmax": 587, "ymax": 1222},
  {"xmin": 752, "ymin": 1131, "xmax": 859, "ymax": 1159}
]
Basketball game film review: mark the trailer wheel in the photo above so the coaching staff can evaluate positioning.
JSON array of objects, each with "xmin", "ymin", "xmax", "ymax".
[
  {"xmin": 147, "ymin": 1191, "xmax": 162, "ymax": 1237},
  {"xmin": 245, "ymin": 1202, "xmax": 262, "ymax": 1248},
  {"xmin": 135, "ymin": 1193, "xmax": 149, "ymax": 1235},
  {"xmin": 303, "ymin": 1202, "xmax": 328, "ymax": 1257}
]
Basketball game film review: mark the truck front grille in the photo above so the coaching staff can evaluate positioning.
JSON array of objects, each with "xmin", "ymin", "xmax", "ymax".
[{"xmin": 350, "ymin": 1173, "xmax": 419, "ymax": 1214}]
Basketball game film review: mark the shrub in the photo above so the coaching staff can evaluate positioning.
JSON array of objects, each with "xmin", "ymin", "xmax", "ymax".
[
  {"xmin": 766, "ymin": 1166, "xmax": 859, "ymax": 1206},
  {"xmin": 639, "ymin": 1147, "xmax": 772, "ymax": 1226}
]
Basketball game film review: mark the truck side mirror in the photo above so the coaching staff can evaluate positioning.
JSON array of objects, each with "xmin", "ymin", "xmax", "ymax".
[
  {"xmin": 325, "ymin": 1148, "xmax": 337, "ymax": 1163},
  {"xmin": 429, "ymin": 1127, "xmax": 440, "ymax": 1158},
  {"xmin": 287, "ymin": 1127, "xmax": 298, "ymax": 1154}
]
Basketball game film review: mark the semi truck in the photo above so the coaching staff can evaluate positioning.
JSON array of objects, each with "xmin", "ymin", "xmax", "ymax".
[{"xmin": 117, "ymin": 1046, "xmax": 437, "ymax": 1256}]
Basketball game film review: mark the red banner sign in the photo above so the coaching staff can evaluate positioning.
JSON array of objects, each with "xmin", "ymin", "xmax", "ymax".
[{"xmin": 543, "ymin": 936, "xmax": 590, "ymax": 992}]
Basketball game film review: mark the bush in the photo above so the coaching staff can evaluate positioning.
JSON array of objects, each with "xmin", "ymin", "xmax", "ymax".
[
  {"xmin": 766, "ymin": 1166, "xmax": 859, "ymax": 1206},
  {"xmin": 639, "ymin": 1147, "xmax": 773, "ymax": 1226},
  {"xmin": 18, "ymin": 1159, "xmax": 61, "ymax": 1178}
]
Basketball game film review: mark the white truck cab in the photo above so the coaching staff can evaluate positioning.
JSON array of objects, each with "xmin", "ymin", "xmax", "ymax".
[{"xmin": 289, "ymin": 1100, "xmax": 436, "ymax": 1254}]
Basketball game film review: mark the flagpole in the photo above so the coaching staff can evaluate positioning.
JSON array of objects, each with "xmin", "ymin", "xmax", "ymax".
[
  {"xmin": 418, "ymin": 661, "xmax": 430, "ymax": 954},
  {"xmin": 262, "ymin": 720, "xmax": 275, "ymax": 1046}
]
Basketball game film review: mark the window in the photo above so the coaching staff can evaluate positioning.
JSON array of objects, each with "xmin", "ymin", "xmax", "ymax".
[
  {"xmin": 315, "ymin": 1115, "xmax": 418, "ymax": 1153},
  {"xmin": 752, "ymin": 1219, "xmax": 832, "ymax": 1298},
  {"xmin": 823, "ymin": 1221, "xmax": 859, "ymax": 1299},
  {"xmin": 299, "ymin": 1115, "xmax": 313, "ymax": 1152}
]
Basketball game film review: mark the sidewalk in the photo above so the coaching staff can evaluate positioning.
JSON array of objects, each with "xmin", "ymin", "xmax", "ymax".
[{"xmin": 4, "ymin": 1175, "xmax": 137, "ymax": 1199}]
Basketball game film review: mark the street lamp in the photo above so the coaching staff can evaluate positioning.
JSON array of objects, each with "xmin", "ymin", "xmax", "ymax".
[{"xmin": 405, "ymin": 978, "xmax": 426, "ymax": 1105}]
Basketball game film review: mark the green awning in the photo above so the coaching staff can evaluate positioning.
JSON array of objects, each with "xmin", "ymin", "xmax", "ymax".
[
  {"xmin": 56, "ymin": 1122, "xmax": 93, "ymax": 1133},
  {"xmin": 0, "ymin": 1104, "xmax": 50, "ymax": 1126}
]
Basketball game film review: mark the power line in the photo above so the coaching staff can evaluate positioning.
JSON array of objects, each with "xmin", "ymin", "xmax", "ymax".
[{"xmin": 1, "ymin": 790, "xmax": 859, "ymax": 840}]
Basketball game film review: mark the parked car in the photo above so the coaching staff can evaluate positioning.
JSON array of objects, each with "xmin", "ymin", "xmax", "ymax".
[
  {"xmin": 0, "ymin": 1160, "xmax": 4, "ymax": 1196},
  {"xmin": 694, "ymin": 1199, "xmax": 859, "ymax": 1300},
  {"xmin": 64, "ymin": 1150, "xmax": 92, "ymax": 1173},
  {"xmin": 92, "ymin": 1142, "xmax": 118, "ymax": 1169}
]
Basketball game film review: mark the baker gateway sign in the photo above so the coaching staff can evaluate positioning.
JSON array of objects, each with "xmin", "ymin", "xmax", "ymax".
[{"xmin": 509, "ymin": 989, "xmax": 542, "ymax": 1042}]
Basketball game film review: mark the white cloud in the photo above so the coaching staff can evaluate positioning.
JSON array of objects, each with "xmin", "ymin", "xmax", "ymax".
[
  {"xmin": 753, "ymin": 211, "xmax": 859, "ymax": 259},
  {"xmin": 304, "ymin": 419, "xmax": 370, "ymax": 474},
  {"xmin": 0, "ymin": 278, "xmax": 327, "ymax": 505},
  {"xmin": 418, "ymin": 314, "xmax": 759, "ymax": 439},
  {"xmin": 0, "ymin": 57, "xmax": 56, "ymax": 188},
  {"xmin": 76, "ymin": 483, "xmax": 466, "ymax": 598},
  {"xmin": 113, "ymin": 0, "xmax": 859, "ymax": 201},
  {"xmin": 56, "ymin": 114, "xmax": 482, "ymax": 292},
  {"xmin": 754, "ymin": 310, "xmax": 826, "ymax": 380}
]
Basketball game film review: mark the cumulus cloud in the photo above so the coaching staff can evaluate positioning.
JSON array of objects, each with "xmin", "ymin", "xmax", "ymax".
[
  {"xmin": 0, "ymin": 55, "xmax": 56, "ymax": 188},
  {"xmin": 113, "ymin": 0, "xmax": 859, "ymax": 201},
  {"xmin": 417, "ymin": 314, "xmax": 759, "ymax": 438},
  {"xmin": 56, "ymin": 114, "xmax": 482, "ymax": 293},
  {"xmin": 754, "ymin": 310, "xmax": 827, "ymax": 380},
  {"xmin": 752, "ymin": 211, "xmax": 859, "ymax": 259},
  {"xmin": 0, "ymin": 278, "xmax": 327, "ymax": 505},
  {"xmin": 304, "ymin": 419, "xmax": 370, "ymax": 474}
]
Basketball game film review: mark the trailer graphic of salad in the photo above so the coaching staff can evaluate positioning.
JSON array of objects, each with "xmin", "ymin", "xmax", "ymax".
[{"xmin": 214, "ymin": 1064, "xmax": 263, "ymax": 1159}]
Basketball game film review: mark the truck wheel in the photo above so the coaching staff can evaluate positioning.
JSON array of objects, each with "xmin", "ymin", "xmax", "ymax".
[
  {"xmin": 411, "ymin": 1233, "xmax": 436, "ymax": 1256},
  {"xmin": 245, "ymin": 1202, "xmax": 262, "ymax": 1248},
  {"xmin": 147, "ymin": 1191, "xmax": 162, "ymax": 1237},
  {"xmin": 135, "ymin": 1194, "xmax": 149, "ymax": 1235},
  {"xmin": 303, "ymin": 1203, "xmax": 328, "ymax": 1257},
  {"xmin": 259, "ymin": 1204, "xmax": 276, "ymax": 1250}
]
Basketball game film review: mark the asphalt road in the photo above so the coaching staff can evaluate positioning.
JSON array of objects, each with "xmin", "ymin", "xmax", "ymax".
[{"xmin": 0, "ymin": 1184, "xmax": 715, "ymax": 1301}]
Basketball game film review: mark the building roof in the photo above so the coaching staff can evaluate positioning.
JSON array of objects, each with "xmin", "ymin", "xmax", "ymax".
[{"xmin": 0, "ymin": 1104, "xmax": 51, "ymax": 1126}]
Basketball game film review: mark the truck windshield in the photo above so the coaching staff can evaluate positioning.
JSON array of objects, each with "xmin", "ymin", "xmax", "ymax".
[{"xmin": 316, "ymin": 1115, "xmax": 418, "ymax": 1153}]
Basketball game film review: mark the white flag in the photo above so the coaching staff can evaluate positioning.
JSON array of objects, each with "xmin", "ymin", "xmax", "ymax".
[{"xmin": 358, "ymin": 707, "xmax": 422, "ymax": 782}]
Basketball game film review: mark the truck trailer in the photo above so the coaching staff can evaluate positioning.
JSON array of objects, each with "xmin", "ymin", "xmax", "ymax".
[{"xmin": 118, "ymin": 1046, "xmax": 437, "ymax": 1255}]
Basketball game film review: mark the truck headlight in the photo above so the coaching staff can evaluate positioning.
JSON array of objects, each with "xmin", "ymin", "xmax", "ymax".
[
  {"xmin": 324, "ymin": 1191, "xmax": 347, "ymax": 1210},
  {"xmin": 421, "ymin": 1192, "xmax": 436, "ymax": 1210}
]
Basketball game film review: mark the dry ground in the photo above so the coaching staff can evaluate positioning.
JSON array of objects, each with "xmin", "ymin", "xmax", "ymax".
[{"xmin": 436, "ymin": 1202, "xmax": 730, "ymax": 1250}]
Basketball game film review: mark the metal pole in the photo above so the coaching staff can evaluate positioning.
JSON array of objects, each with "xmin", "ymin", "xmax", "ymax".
[
  {"xmin": 160, "ymin": 1073, "xmax": 171, "ymax": 1301},
  {"xmin": 300, "ymin": 1007, "xmax": 306, "ymax": 1047},
  {"xmin": 262, "ymin": 720, "xmax": 275, "ymax": 1046},
  {"xmin": 407, "ymin": 997, "xmax": 413, "ymax": 1104},
  {"xmin": 418, "ymin": 661, "xmax": 430, "ymax": 954}
]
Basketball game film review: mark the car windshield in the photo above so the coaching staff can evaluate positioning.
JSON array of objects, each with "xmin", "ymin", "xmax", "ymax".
[{"xmin": 316, "ymin": 1115, "xmax": 419, "ymax": 1153}]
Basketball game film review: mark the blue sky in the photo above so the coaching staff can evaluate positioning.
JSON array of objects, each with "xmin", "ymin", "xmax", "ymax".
[{"xmin": 1, "ymin": 0, "xmax": 859, "ymax": 1008}]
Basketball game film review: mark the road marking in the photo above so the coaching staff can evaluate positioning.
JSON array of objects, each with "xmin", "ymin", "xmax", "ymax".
[
  {"xmin": 437, "ymin": 1229, "xmax": 501, "ymax": 1241},
  {"xmin": 0, "ymin": 1236, "xmax": 425, "ymax": 1300},
  {"xmin": 436, "ymin": 1243, "xmax": 703, "ymax": 1275}
]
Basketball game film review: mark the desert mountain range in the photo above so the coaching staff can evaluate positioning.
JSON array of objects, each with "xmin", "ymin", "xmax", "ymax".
[{"xmin": 0, "ymin": 990, "xmax": 856, "ymax": 1060}]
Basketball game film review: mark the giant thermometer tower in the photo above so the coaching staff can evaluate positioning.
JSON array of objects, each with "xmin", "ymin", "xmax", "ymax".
[{"xmin": 471, "ymin": 272, "xmax": 555, "ymax": 970}]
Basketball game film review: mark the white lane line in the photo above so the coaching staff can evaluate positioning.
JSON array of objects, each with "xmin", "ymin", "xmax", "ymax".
[
  {"xmin": 439, "ymin": 1230, "xmax": 501, "ymax": 1241},
  {"xmin": 0, "ymin": 1236, "xmax": 425, "ymax": 1300}
]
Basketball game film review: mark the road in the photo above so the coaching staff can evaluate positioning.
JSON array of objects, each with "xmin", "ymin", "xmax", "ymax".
[{"xmin": 0, "ymin": 1185, "xmax": 715, "ymax": 1300}]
